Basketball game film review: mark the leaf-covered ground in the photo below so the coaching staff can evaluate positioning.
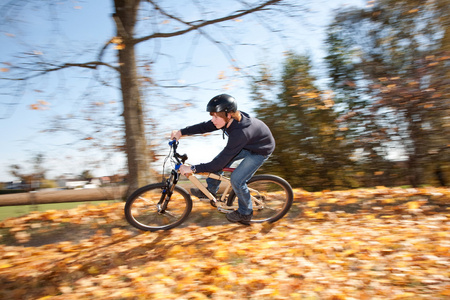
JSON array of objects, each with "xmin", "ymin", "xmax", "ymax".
[{"xmin": 0, "ymin": 187, "xmax": 449, "ymax": 299}]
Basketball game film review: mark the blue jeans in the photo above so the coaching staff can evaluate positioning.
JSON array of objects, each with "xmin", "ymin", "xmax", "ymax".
[{"xmin": 207, "ymin": 149, "xmax": 269, "ymax": 215}]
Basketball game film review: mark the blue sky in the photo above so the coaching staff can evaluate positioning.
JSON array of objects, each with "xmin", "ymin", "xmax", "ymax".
[{"xmin": 0, "ymin": 0, "xmax": 364, "ymax": 182}]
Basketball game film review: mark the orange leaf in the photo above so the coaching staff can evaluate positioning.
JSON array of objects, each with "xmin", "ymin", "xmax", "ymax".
[{"xmin": 218, "ymin": 71, "xmax": 226, "ymax": 80}]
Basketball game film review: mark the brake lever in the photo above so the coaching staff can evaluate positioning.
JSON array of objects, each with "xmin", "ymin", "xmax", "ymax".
[{"xmin": 175, "ymin": 153, "xmax": 188, "ymax": 164}]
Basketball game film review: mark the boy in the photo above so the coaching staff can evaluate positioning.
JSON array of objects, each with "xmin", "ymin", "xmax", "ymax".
[{"xmin": 171, "ymin": 94, "xmax": 275, "ymax": 224}]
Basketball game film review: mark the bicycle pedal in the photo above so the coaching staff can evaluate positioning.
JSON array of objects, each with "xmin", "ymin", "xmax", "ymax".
[{"xmin": 217, "ymin": 207, "xmax": 234, "ymax": 214}]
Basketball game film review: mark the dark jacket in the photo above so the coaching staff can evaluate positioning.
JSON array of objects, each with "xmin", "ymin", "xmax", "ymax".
[{"xmin": 180, "ymin": 111, "xmax": 275, "ymax": 173}]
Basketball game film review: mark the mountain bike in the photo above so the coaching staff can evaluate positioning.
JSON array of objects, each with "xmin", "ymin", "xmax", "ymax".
[{"xmin": 124, "ymin": 140, "xmax": 294, "ymax": 231}]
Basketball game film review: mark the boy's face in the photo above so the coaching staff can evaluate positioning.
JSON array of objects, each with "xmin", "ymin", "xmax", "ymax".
[{"xmin": 211, "ymin": 112, "xmax": 228, "ymax": 129}]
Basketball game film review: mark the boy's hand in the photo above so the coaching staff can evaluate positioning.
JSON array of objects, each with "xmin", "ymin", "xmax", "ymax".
[
  {"xmin": 179, "ymin": 165, "xmax": 193, "ymax": 177},
  {"xmin": 170, "ymin": 130, "xmax": 182, "ymax": 141}
]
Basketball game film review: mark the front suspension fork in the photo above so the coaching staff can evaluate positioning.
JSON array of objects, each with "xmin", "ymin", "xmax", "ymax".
[{"xmin": 158, "ymin": 170, "xmax": 179, "ymax": 212}]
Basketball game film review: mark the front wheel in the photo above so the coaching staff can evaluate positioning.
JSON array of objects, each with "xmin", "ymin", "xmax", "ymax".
[
  {"xmin": 124, "ymin": 183, "xmax": 192, "ymax": 231},
  {"xmin": 226, "ymin": 174, "xmax": 293, "ymax": 223}
]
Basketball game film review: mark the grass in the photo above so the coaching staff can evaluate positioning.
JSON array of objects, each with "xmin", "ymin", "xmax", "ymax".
[{"xmin": 0, "ymin": 200, "xmax": 119, "ymax": 221}]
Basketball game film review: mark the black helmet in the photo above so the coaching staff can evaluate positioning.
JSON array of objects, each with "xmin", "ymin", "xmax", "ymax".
[{"xmin": 206, "ymin": 94, "xmax": 237, "ymax": 113}]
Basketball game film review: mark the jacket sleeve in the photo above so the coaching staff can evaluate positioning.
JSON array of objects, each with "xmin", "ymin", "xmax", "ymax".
[
  {"xmin": 180, "ymin": 120, "xmax": 217, "ymax": 136},
  {"xmin": 194, "ymin": 131, "xmax": 248, "ymax": 173}
]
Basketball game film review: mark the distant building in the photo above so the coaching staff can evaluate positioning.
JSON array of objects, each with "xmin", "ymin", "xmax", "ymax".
[{"xmin": 5, "ymin": 180, "xmax": 26, "ymax": 190}]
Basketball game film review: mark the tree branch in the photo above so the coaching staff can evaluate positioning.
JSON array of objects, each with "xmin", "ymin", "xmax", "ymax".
[
  {"xmin": 10, "ymin": 61, "xmax": 120, "ymax": 81},
  {"xmin": 135, "ymin": 0, "xmax": 282, "ymax": 44}
]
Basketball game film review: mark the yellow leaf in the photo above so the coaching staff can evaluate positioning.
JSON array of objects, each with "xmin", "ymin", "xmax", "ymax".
[
  {"xmin": 114, "ymin": 44, "xmax": 125, "ymax": 50},
  {"xmin": 407, "ymin": 201, "xmax": 420, "ymax": 210},
  {"xmin": 214, "ymin": 249, "xmax": 228, "ymax": 261},
  {"xmin": 218, "ymin": 71, "xmax": 226, "ymax": 80},
  {"xmin": 343, "ymin": 198, "xmax": 357, "ymax": 205},
  {"xmin": 87, "ymin": 266, "xmax": 100, "ymax": 275},
  {"xmin": 382, "ymin": 198, "xmax": 395, "ymax": 204},
  {"xmin": 342, "ymin": 249, "xmax": 357, "ymax": 257},
  {"xmin": 394, "ymin": 292, "xmax": 416, "ymax": 299},
  {"xmin": 111, "ymin": 36, "xmax": 123, "ymax": 44},
  {"xmin": 306, "ymin": 200, "xmax": 317, "ymax": 207},
  {"xmin": 287, "ymin": 267, "xmax": 303, "ymax": 277},
  {"xmin": 168, "ymin": 245, "xmax": 184, "ymax": 256},
  {"xmin": 326, "ymin": 198, "xmax": 338, "ymax": 204},
  {"xmin": 3, "ymin": 251, "xmax": 21, "ymax": 258},
  {"xmin": 217, "ymin": 265, "xmax": 231, "ymax": 276},
  {"xmin": 376, "ymin": 186, "xmax": 387, "ymax": 189},
  {"xmin": 437, "ymin": 232, "xmax": 448, "ymax": 238},
  {"xmin": 314, "ymin": 212, "xmax": 325, "ymax": 219}
]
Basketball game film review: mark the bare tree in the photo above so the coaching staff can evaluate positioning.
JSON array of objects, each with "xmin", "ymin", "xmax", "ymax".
[{"xmin": 1, "ymin": 0, "xmax": 307, "ymax": 195}]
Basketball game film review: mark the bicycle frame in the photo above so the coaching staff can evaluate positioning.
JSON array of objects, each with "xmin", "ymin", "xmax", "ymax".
[
  {"xmin": 168, "ymin": 141, "xmax": 235, "ymax": 210},
  {"xmin": 168, "ymin": 140, "xmax": 265, "ymax": 213},
  {"xmin": 124, "ymin": 140, "xmax": 294, "ymax": 231},
  {"xmin": 187, "ymin": 171, "xmax": 237, "ymax": 212}
]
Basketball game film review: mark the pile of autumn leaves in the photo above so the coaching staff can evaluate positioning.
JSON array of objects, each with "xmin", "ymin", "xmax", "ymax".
[{"xmin": 0, "ymin": 187, "xmax": 449, "ymax": 299}]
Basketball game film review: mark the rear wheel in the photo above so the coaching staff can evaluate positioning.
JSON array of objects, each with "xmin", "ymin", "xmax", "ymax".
[
  {"xmin": 226, "ymin": 175, "xmax": 293, "ymax": 223},
  {"xmin": 124, "ymin": 183, "xmax": 192, "ymax": 231}
]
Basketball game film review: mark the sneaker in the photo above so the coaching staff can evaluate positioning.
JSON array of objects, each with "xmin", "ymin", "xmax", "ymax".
[
  {"xmin": 226, "ymin": 210, "xmax": 253, "ymax": 225},
  {"xmin": 190, "ymin": 188, "xmax": 216, "ymax": 199}
]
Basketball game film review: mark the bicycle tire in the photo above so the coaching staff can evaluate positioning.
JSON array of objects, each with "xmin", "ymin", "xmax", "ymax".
[
  {"xmin": 226, "ymin": 174, "xmax": 293, "ymax": 223},
  {"xmin": 124, "ymin": 182, "xmax": 192, "ymax": 231}
]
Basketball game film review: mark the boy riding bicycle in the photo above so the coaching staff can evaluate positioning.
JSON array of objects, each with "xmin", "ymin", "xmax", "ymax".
[{"xmin": 170, "ymin": 94, "xmax": 275, "ymax": 224}]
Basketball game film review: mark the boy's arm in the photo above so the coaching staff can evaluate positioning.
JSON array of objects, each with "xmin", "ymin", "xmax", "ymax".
[{"xmin": 180, "ymin": 120, "xmax": 217, "ymax": 135}]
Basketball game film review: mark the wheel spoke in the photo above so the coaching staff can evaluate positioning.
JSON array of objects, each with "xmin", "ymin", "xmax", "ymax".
[
  {"xmin": 138, "ymin": 196, "xmax": 158, "ymax": 207},
  {"xmin": 161, "ymin": 210, "xmax": 180, "ymax": 219}
]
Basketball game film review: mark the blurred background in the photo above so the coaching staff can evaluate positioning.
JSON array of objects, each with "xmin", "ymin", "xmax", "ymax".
[{"xmin": 0, "ymin": 0, "xmax": 448, "ymax": 194}]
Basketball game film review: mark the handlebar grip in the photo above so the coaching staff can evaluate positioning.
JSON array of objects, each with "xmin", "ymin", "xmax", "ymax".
[{"xmin": 169, "ymin": 139, "xmax": 176, "ymax": 146}]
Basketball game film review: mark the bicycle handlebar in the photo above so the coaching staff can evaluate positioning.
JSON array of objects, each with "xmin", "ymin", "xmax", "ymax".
[{"xmin": 169, "ymin": 139, "xmax": 188, "ymax": 164}]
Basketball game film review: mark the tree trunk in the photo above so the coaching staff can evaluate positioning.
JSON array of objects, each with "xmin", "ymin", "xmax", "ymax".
[{"xmin": 114, "ymin": 0, "xmax": 153, "ymax": 196}]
